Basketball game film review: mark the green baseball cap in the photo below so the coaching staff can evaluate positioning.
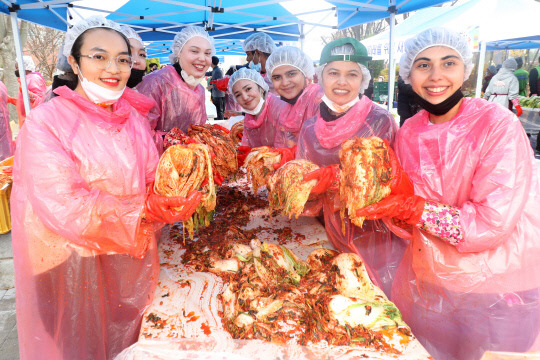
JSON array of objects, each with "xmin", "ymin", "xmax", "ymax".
[{"xmin": 319, "ymin": 37, "xmax": 371, "ymax": 67}]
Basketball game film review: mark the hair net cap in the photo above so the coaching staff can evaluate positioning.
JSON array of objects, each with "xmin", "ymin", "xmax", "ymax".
[
  {"xmin": 63, "ymin": 15, "xmax": 123, "ymax": 58},
  {"xmin": 22, "ymin": 56, "xmax": 36, "ymax": 72},
  {"xmin": 119, "ymin": 24, "xmax": 143, "ymax": 44},
  {"xmin": 319, "ymin": 37, "xmax": 371, "ymax": 67},
  {"xmin": 170, "ymin": 26, "xmax": 216, "ymax": 63},
  {"xmin": 242, "ymin": 32, "xmax": 276, "ymax": 54},
  {"xmin": 228, "ymin": 67, "xmax": 269, "ymax": 95},
  {"xmin": 266, "ymin": 46, "xmax": 314, "ymax": 80},
  {"xmin": 56, "ymin": 45, "xmax": 72, "ymax": 73},
  {"xmin": 502, "ymin": 58, "xmax": 517, "ymax": 71},
  {"xmin": 399, "ymin": 27, "xmax": 474, "ymax": 85}
]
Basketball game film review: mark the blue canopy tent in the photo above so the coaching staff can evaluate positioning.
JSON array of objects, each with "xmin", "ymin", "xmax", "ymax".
[
  {"xmin": 326, "ymin": 0, "xmax": 452, "ymax": 109},
  {"xmin": 487, "ymin": 36, "xmax": 540, "ymax": 51},
  {"xmin": 0, "ymin": 0, "xmax": 311, "ymax": 112}
]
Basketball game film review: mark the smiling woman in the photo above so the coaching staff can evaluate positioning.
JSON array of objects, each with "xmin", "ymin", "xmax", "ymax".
[
  {"xmin": 357, "ymin": 27, "xmax": 540, "ymax": 360},
  {"xmin": 136, "ymin": 26, "xmax": 216, "ymax": 140},
  {"xmin": 10, "ymin": 15, "xmax": 202, "ymax": 360}
]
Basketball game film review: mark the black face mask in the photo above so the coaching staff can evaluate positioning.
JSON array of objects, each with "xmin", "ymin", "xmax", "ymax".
[
  {"xmin": 14, "ymin": 70, "xmax": 20, "ymax": 78},
  {"xmin": 127, "ymin": 69, "xmax": 146, "ymax": 88},
  {"xmin": 413, "ymin": 87, "xmax": 463, "ymax": 116}
]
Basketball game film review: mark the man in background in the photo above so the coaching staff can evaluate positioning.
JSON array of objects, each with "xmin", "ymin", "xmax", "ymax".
[
  {"xmin": 514, "ymin": 57, "xmax": 528, "ymax": 96},
  {"xmin": 207, "ymin": 56, "xmax": 225, "ymax": 120}
]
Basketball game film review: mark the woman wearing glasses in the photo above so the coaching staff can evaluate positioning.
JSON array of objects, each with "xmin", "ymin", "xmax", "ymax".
[{"xmin": 11, "ymin": 16, "xmax": 202, "ymax": 360}]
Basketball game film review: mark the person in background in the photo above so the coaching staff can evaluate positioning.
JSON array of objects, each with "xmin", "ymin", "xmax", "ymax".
[
  {"xmin": 11, "ymin": 16, "xmax": 202, "ymax": 360},
  {"xmin": 272, "ymin": 38, "xmax": 402, "ymax": 297},
  {"xmin": 148, "ymin": 62, "xmax": 158, "ymax": 72},
  {"xmin": 484, "ymin": 58, "xmax": 522, "ymax": 116},
  {"xmin": 528, "ymin": 57, "xmax": 539, "ymax": 97},
  {"xmin": 119, "ymin": 24, "xmax": 147, "ymax": 88},
  {"xmin": 45, "ymin": 45, "xmax": 76, "ymax": 101},
  {"xmin": 531, "ymin": 58, "xmax": 540, "ymax": 152},
  {"xmin": 364, "ymin": 75, "xmax": 374, "ymax": 100},
  {"xmin": 242, "ymin": 32, "xmax": 277, "ymax": 93},
  {"xmin": 137, "ymin": 26, "xmax": 214, "ymax": 137},
  {"xmin": 207, "ymin": 56, "xmax": 225, "ymax": 120},
  {"xmin": 11, "ymin": 56, "xmax": 47, "ymax": 127},
  {"xmin": 481, "ymin": 65, "xmax": 497, "ymax": 94},
  {"xmin": 266, "ymin": 46, "xmax": 323, "ymax": 147},
  {"xmin": 397, "ymin": 74, "xmax": 419, "ymax": 126},
  {"xmin": 514, "ymin": 57, "xmax": 528, "ymax": 97},
  {"xmin": 0, "ymin": 79, "xmax": 13, "ymax": 160},
  {"xmin": 358, "ymin": 27, "xmax": 540, "ymax": 360}
]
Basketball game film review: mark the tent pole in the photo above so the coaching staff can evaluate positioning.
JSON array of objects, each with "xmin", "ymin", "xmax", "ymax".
[
  {"xmin": 387, "ymin": 2, "xmax": 396, "ymax": 112},
  {"xmin": 475, "ymin": 40, "xmax": 487, "ymax": 98},
  {"xmin": 300, "ymin": 23, "xmax": 304, "ymax": 51},
  {"xmin": 10, "ymin": 10, "xmax": 31, "ymax": 117}
]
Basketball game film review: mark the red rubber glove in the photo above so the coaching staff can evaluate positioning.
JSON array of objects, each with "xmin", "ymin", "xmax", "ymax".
[
  {"xmin": 145, "ymin": 187, "xmax": 202, "ymax": 224},
  {"xmin": 272, "ymin": 145, "xmax": 297, "ymax": 170},
  {"xmin": 303, "ymin": 164, "xmax": 340, "ymax": 194},
  {"xmin": 237, "ymin": 146, "xmax": 251, "ymax": 167},
  {"xmin": 384, "ymin": 139, "xmax": 414, "ymax": 196},
  {"xmin": 210, "ymin": 77, "xmax": 230, "ymax": 92},
  {"xmin": 515, "ymin": 104, "xmax": 523, "ymax": 117},
  {"xmin": 7, "ymin": 96, "xmax": 17, "ymax": 106},
  {"xmin": 356, "ymin": 194, "xmax": 425, "ymax": 226},
  {"xmin": 212, "ymin": 124, "xmax": 230, "ymax": 134}
]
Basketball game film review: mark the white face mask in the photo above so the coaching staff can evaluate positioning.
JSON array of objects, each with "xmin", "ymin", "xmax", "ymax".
[
  {"xmin": 181, "ymin": 69, "xmax": 204, "ymax": 88},
  {"xmin": 321, "ymin": 94, "xmax": 359, "ymax": 114},
  {"xmin": 243, "ymin": 97, "xmax": 265, "ymax": 115},
  {"xmin": 77, "ymin": 66, "xmax": 125, "ymax": 106}
]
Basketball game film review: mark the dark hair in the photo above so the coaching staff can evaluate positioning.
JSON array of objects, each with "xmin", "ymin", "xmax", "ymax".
[
  {"xmin": 149, "ymin": 62, "xmax": 158, "ymax": 68},
  {"xmin": 212, "ymin": 56, "xmax": 219, "ymax": 66},
  {"xmin": 515, "ymin": 57, "xmax": 523, "ymax": 68}
]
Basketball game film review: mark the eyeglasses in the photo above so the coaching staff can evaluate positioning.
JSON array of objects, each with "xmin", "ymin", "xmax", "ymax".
[{"xmin": 80, "ymin": 52, "xmax": 134, "ymax": 72}]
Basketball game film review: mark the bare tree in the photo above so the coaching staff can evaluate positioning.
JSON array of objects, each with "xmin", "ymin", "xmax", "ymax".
[
  {"xmin": 0, "ymin": 14, "xmax": 29, "ymax": 123},
  {"xmin": 26, "ymin": 23, "xmax": 64, "ymax": 82}
]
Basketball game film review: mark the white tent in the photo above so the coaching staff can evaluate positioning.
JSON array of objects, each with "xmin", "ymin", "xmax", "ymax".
[{"xmin": 361, "ymin": 0, "xmax": 540, "ymax": 97}]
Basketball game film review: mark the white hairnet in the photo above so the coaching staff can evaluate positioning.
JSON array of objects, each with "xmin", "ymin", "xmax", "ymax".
[
  {"xmin": 228, "ymin": 67, "xmax": 269, "ymax": 96},
  {"xmin": 266, "ymin": 46, "xmax": 314, "ymax": 80},
  {"xmin": 63, "ymin": 15, "xmax": 123, "ymax": 58},
  {"xmin": 315, "ymin": 44, "xmax": 372, "ymax": 94},
  {"xmin": 242, "ymin": 32, "xmax": 276, "ymax": 54},
  {"xmin": 119, "ymin": 24, "xmax": 142, "ymax": 44},
  {"xmin": 22, "ymin": 56, "xmax": 36, "ymax": 72},
  {"xmin": 56, "ymin": 45, "xmax": 72, "ymax": 73},
  {"xmin": 502, "ymin": 57, "xmax": 518, "ymax": 71},
  {"xmin": 170, "ymin": 26, "xmax": 216, "ymax": 63},
  {"xmin": 399, "ymin": 27, "xmax": 474, "ymax": 85}
]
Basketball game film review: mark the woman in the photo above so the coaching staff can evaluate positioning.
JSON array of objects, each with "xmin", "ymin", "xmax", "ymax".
[
  {"xmin": 283, "ymin": 38, "xmax": 403, "ymax": 296},
  {"xmin": 266, "ymin": 46, "xmax": 323, "ymax": 147},
  {"xmin": 137, "ymin": 26, "xmax": 214, "ymax": 134},
  {"xmin": 119, "ymin": 24, "xmax": 147, "ymax": 88},
  {"xmin": 11, "ymin": 16, "xmax": 201, "ymax": 360},
  {"xmin": 358, "ymin": 28, "xmax": 540, "ymax": 360},
  {"xmin": 484, "ymin": 57, "xmax": 522, "ymax": 116},
  {"xmin": 228, "ymin": 67, "xmax": 286, "ymax": 148}
]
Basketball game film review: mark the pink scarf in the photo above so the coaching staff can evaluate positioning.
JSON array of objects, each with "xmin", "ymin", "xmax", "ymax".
[{"xmin": 314, "ymin": 95, "xmax": 374, "ymax": 149}]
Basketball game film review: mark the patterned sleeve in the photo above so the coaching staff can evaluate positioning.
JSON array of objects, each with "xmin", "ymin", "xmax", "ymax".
[{"xmin": 417, "ymin": 200, "xmax": 464, "ymax": 246}]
